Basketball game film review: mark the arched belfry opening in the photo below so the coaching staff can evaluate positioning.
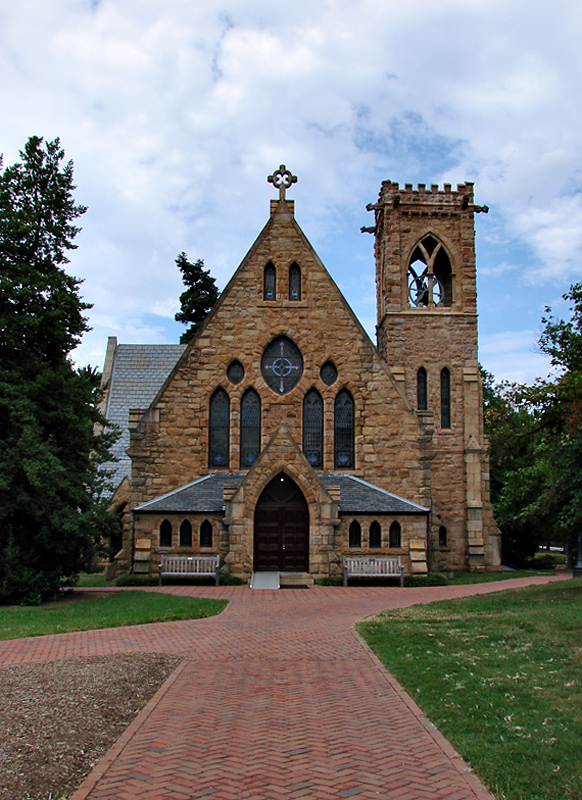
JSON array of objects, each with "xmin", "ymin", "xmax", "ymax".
[
  {"xmin": 253, "ymin": 473, "xmax": 309, "ymax": 572},
  {"xmin": 407, "ymin": 234, "xmax": 453, "ymax": 308}
]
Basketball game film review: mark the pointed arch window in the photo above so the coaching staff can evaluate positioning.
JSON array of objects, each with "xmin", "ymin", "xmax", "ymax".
[
  {"xmin": 209, "ymin": 388, "xmax": 230, "ymax": 468},
  {"xmin": 349, "ymin": 520, "xmax": 361, "ymax": 548},
  {"xmin": 417, "ymin": 367, "xmax": 428, "ymax": 411},
  {"xmin": 303, "ymin": 389, "xmax": 323, "ymax": 468},
  {"xmin": 264, "ymin": 262, "xmax": 276, "ymax": 300},
  {"xmin": 200, "ymin": 520, "xmax": 213, "ymax": 548},
  {"xmin": 335, "ymin": 389, "xmax": 354, "ymax": 469},
  {"xmin": 240, "ymin": 388, "xmax": 261, "ymax": 468},
  {"xmin": 440, "ymin": 368, "xmax": 451, "ymax": 429},
  {"xmin": 389, "ymin": 521, "xmax": 401, "ymax": 548},
  {"xmin": 159, "ymin": 519, "xmax": 172, "ymax": 548},
  {"xmin": 289, "ymin": 263, "xmax": 301, "ymax": 300},
  {"xmin": 369, "ymin": 521, "xmax": 382, "ymax": 548},
  {"xmin": 408, "ymin": 235, "xmax": 453, "ymax": 308},
  {"xmin": 179, "ymin": 519, "xmax": 192, "ymax": 547}
]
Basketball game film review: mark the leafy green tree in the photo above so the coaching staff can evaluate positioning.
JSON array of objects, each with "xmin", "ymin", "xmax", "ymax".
[
  {"xmin": 0, "ymin": 136, "xmax": 117, "ymax": 604},
  {"xmin": 484, "ymin": 284, "xmax": 582, "ymax": 566},
  {"xmin": 174, "ymin": 253, "xmax": 219, "ymax": 343}
]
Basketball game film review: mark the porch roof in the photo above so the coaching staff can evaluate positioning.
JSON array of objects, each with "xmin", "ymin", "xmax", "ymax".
[{"xmin": 133, "ymin": 473, "xmax": 428, "ymax": 515}]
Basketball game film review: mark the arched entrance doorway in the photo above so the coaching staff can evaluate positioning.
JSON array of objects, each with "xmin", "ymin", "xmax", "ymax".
[{"xmin": 253, "ymin": 473, "xmax": 309, "ymax": 572}]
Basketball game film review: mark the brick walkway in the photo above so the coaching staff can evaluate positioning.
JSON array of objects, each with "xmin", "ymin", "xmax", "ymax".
[{"xmin": 0, "ymin": 575, "xmax": 566, "ymax": 800}]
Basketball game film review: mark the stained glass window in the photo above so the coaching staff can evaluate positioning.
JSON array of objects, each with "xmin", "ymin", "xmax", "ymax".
[
  {"xmin": 334, "ymin": 389, "xmax": 354, "ymax": 468},
  {"xmin": 303, "ymin": 389, "xmax": 323, "ymax": 468},
  {"xmin": 264, "ymin": 263, "xmax": 276, "ymax": 300},
  {"xmin": 389, "ymin": 521, "xmax": 401, "ymax": 548},
  {"xmin": 369, "ymin": 521, "xmax": 382, "ymax": 548},
  {"xmin": 159, "ymin": 519, "xmax": 172, "ymax": 547},
  {"xmin": 320, "ymin": 361, "xmax": 338, "ymax": 386},
  {"xmin": 441, "ymin": 367, "xmax": 451, "ymax": 428},
  {"xmin": 349, "ymin": 520, "xmax": 361, "ymax": 548},
  {"xmin": 179, "ymin": 519, "xmax": 192, "ymax": 547},
  {"xmin": 200, "ymin": 520, "xmax": 213, "ymax": 548},
  {"xmin": 261, "ymin": 337, "xmax": 303, "ymax": 395},
  {"xmin": 227, "ymin": 360, "xmax": 244, "ymax": 385},
  {"xmin": 240, "ymin": 389, "xmax": 261, "ymax": 468},
  {"xmin": 417, "ymin": 367, "xmax": 427, "ymax": 410},
  {"xmin": 209, "ymin": 388, "xmax": 229, "ymax": 468},
  {"xmin": 289, "ymin": 263, "xmax": 301, "ymax": 300}
]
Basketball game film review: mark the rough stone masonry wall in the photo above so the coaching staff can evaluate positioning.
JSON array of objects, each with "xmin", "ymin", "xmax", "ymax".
[{"xmin": 129, "ymin": 200, "xmax": 429, "ymax": 518}]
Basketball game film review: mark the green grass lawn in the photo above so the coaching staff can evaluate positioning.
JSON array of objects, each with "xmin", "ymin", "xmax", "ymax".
[
  {"xmin": 0, "ymin": 590, "xmax": 228, "ymax": 640},
  {"xmin": 358, "ymin": 580, "xmax": 582, "ymax": 800}
]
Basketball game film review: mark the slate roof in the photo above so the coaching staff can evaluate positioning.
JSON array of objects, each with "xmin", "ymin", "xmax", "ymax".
[
  {"xmin": 134, "ymin": 473, "xmax": 428, "ymax": 515},
  {"xmin": 103, "ymin": 344, "xmax": 186, "ymax": 488}
]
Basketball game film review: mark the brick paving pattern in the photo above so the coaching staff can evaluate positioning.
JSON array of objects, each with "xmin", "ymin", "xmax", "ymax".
[{"xmin": 0, "ymin": 575, "xmax": 564, "ymax": 800}]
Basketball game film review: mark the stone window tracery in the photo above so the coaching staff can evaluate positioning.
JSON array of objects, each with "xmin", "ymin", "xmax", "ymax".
[
  {"xmin": 303, "ymin": 388, "xmax": 323, "ymax": 468},
  {"xmin": 261, "ymin": 337, "xmax": 303, "ymax": 395},
  {"xmin": 209, "ymin": 388, "xmax": 230, "ymax": 468},
  {"xmin": 240, "ymin": 388, "xmax": 261, "ymax": 468},
  {"xmin": 334, "ymin": 389, "xmax": 354, "ymax": 469},
  {"xmin": 408, "ymin": 235, "xmax": 452, "ymax": 308}
]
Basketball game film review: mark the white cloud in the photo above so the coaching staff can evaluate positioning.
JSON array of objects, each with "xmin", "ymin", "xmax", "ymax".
[{"xmin": 2, "ymin": 0, "xmax": 582, "ymax": 380}]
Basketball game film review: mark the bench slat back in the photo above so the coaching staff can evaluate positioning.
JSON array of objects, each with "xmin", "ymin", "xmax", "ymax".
[
  {"xmin": 343, "ymin": 557, "xmax": 402, "ymax": 577},
  {"xmin": 160, "ymin": 555, "xmax": 219, "ymax": 575}
]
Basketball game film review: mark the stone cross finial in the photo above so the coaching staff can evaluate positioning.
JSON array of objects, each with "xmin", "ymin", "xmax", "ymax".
[{"xmin": 268, "ymin": 165, "xmax": 297, "ymax": 201}]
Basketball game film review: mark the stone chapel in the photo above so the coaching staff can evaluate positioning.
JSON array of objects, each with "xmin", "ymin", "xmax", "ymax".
[{"xmin": 100, "ymin": 166, "xmax": 500, "ymax": 583}]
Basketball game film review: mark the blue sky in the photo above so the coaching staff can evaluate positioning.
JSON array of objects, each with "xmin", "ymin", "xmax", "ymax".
[{"xmin": 2, "ymin": 0, "xmax": 582, "ymax": 383}]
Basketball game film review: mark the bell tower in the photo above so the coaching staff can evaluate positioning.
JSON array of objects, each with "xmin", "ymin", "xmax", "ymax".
[{"xmin": 366, "ymin": 181, "xmax": 500, "ymax": 571}]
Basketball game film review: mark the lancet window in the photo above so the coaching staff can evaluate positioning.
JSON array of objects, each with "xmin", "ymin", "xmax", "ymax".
[
  {"xmin": 159, "ymin": 520, "xmax": 172, "ymax": 547},
  {"xmin": 264, "ymin": 263, "xmax": 276, "ymax": 300},
  {"xmin": 289, "ymin": 263, "xmax": 301, "ymax": 300},
  {"xmin": 209, "ymin": 388, "xmax": 230, "ymax": 468},
  {"xmin": 240, "ymin": 388, "xmax": 261, "ymax": 468},
  {"xmin": 389, "ymin": 521, "xmax": 401, "ymax": 548},
  {"xmin": 440, "ymin": 368, "xmax": 451, "ymax": 429},
  {"xmin": 369, "ymin": 521, "xmax": 382, "ymax": 548},
  {"xmin": 349, "ymin": 520, "xmax": 362, "ymax": 548},
  {"xmin": 179, "ymin": 520, "xmax": 192, "ymax": 547},
  {"xmin": 334, "ymin": 389, "xmax": 354, "ymax": 469},
  {"xmin": 417, "ymin": 367, "xmax": 428, "ymax": 411},
  {"xmin": 200, "ymin": 520, "xmax": 213, "ymax": 548},
  {"xmin": 303, "ymin": 388, "xmax": 323, "ymax": 468}
]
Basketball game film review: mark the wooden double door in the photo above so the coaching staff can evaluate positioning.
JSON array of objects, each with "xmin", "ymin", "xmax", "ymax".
[{"xmin": 253, "ymin": 473, "xmax": 309, "ymax": 572}]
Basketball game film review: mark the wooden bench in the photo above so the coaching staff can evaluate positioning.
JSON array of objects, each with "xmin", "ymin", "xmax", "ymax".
[
  {"xmin": 343, "ymin": 556, "xmax": 404, "ymax": 587},
  {"xmin": 158, "ymin": 555, "xmax": 220, "ymax": 586}
]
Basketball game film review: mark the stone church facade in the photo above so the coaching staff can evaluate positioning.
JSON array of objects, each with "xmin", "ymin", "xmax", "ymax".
[{"xmin": 101, "ymin": 167, "xmax": 500, "ymax": 583}]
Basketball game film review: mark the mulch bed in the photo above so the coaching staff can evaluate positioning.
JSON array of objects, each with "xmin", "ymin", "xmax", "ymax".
[{"xmin": 0, "ymin": 653, "xmax": 182, "ymax": 800}]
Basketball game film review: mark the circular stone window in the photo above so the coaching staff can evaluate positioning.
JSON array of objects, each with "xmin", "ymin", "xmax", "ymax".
[
  {"xmin": 227, "ymin": 360, "xmax": 245, "ymax": 385},
  {"xmin": 320, "ymin": 361, "xmax": 338, "ymax": 386},
  {"xmin": 261, "ymin": 337, "xmax": 303, "ymax": 395}
]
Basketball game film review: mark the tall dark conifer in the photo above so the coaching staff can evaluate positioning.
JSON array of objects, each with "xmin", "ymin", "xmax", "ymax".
[
  {"xmin": 0, "ymin": 137, "xmax": 117, "ymax": 604},
  {"xmin": 174, "ymin": 253, "xmax": 219, "ymax": 343}
]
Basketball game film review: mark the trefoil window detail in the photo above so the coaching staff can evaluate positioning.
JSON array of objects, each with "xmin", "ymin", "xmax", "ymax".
[
  {"xmin": 240, "ymin": 388, "xmax": 261, "ymax": 468},
  {"xmin": 209, "ymin": 388, "xmax": 230, "ymax": 468},
  {"xmin": 303, "ymin": 388, "xmax": 323, "ymax": 468}
]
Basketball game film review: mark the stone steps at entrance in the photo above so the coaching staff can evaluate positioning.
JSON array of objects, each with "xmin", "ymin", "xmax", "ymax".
[{"xmin": 279, "ymin": 572, "xmax": 314, "ymax": 587}]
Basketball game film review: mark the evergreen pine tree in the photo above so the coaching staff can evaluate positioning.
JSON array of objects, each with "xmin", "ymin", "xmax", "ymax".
[
  {"xmin": 0, "ymin": 136, "xmax": 117, "ymax": 604},
  {"xmin": 174, "ymin": 253, "xmax": 219, "ymax": 343}
]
